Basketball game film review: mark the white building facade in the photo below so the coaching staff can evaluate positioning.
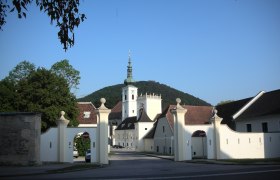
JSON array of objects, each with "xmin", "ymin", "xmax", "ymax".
[{"xmin": 147, "ymin": 89, "xmax": 280, "ymax": 161}]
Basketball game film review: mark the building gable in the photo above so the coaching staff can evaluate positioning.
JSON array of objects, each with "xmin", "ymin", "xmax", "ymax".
[
  {"xmin": 216, "ymin": 89, "xmax": 280, "ymax": 128},
  {"xmin": 77, "ymin": 102, "xmax": 97, "ymax": 125}
]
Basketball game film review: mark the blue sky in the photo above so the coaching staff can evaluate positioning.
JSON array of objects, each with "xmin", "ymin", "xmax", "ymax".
[{"xmin": 0, "ymin": 0, "xmax": 279, "ymax": 105}]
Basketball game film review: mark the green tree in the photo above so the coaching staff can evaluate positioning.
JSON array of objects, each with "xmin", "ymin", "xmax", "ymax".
[
  {"xmin": 0, "ymin": 78, "xmax": 19, "ymax": 111},
  {"xmin": 75, "ymin": 136, "xmax": 90, "ymax": 156},
  {"xmin": 16, "ymin": 68, "xmax": 79, "ymax": 131},
  {"xmin": 51, "ymin": 59, "xmax": 80, "ymax": 90},
  {"xmin": 6, "ymin": 60, "xmax": 35, "ymax": 84},
  {"xmin": 216, "ymin": 100, "xmax": 234, "ymax": 106},
  {"xmin": 0, "ymin": 0, "xmax": 86, "ymax": 51}
]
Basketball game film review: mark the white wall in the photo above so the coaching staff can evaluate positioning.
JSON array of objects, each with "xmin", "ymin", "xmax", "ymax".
[
  {"xmin": 236, "ymin": 115, "xmax": 280, "ymax": 132},
  {"xmin": 66, "ymin": 128, "xmax": 97, "ymax": 163},
  {"xmin": 135, "ymin": 122, "xmax": 154, "ymax": 151},
  {"xmin": 153, "ymin": 117, "xmax": 174, "ymax": 154},
  {"xmin": 144, "ymin": 139, "xmax": 154, "ymax": 152},
  {"xmin": 192, "ymin": 137, "xmax": 207, "ymax": 158},
  {"xmin": 114, "ymin": 129, "xmax": 135, "ymax": 148},
  {"xmin": 78, "ymin": 124, "xmax": 97, "ymax": 127},
  {"xmin": 40, "ymin": 127, "xmax": 97, "ymax": 163},
  {"xmin": 40, "ymin": 128, "xmax": 58, "ymax": 162},
  {"xmin": 184, "ymin": 125, "xmax": 215, "ymax": 160},
  {"xmin": 137, "ymin": 94, "xmax": 162, "ymax": 120},
  {"xmin": 218, "ymin": 124, "xmax": 280, "ymax": 159}
]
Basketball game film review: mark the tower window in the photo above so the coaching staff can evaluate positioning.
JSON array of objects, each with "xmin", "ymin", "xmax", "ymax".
[
  {"xmin": 132, "ymin": 94, "xmax": 134, "ymax": 100},
  {"xmin": 125, "ymin": 95, "xmax": 127, "ymax": 100},
  {"xmin": 163, "ymin": 126, "xmax": 165, "ymax": 133}
]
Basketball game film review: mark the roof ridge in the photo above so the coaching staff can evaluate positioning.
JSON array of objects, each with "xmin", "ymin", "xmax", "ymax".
[{"xmin": 232, "ymin": 91, "xmax": 265, "ymax": 120}]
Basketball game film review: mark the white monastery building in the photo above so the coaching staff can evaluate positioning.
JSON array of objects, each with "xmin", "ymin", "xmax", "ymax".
[
  {"xmin": 111, "ymin": 55, "xmax": 162, "ymax": 151},
  {"xmin": 77, "ymin": 54, "xmax": 280, "ymax": 161}
]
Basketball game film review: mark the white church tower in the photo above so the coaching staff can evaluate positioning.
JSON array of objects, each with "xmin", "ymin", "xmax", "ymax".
[{"xmin": 122, "ymin": 53, "xmax": 138, "ymax": 120}]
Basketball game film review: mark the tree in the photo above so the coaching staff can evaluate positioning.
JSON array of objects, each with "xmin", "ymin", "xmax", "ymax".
[
  {"xmin": 75, "ymin": 135, "xmax": 90, "ymax": 156},
  {"xmin": 0, "ymin": 0, "xmax": 86, "ymax": 51},
  {"xmin": 50, "ymin": 59, "xmax": 80, "ymax": 90},
  {"xmin": 0, "ymin": 60, "xmax": 81, "ymax": 131},
  {"xmin": 0, "ymin": 78, "xmax": 19, "ymax": 112},
  {"xmin": 16, "ymin": 68, "xmax": 79, "ymax": 131},
  {"xmin": 216, "ymin": 100, "xmax": 234, "ymax": 106},
  {"xmin": 6, "ymin": 60, "xmax": 35, "ymax": 84}
]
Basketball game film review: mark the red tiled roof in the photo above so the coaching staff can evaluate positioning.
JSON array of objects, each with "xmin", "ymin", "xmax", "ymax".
[
  {"xmin": 183, "ymin": 105, "xmax": 214, "ymax": 125},
  {"xmin": 161, "ymin": 105, "xmax": 213, "ymax": 131},
  {"xmin": 144, "ymin": 105, "xmax": 213, "ymax": 139},
  {"xmin": 77, "ymin": 102, "xmax": 97, "ymax": 124},
  {"xmin": 109, "ymin": 101, "xmax": 122, "ymax": 120}
]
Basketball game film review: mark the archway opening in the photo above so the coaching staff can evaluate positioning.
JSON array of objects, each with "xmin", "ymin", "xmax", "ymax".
[
  {"xmin": 191, "ymin": 130, "xmax": 207, "ymax": 159},
  {"xmin": 73, "ymin": 131, "xmax": 91, "ymax": 162}
]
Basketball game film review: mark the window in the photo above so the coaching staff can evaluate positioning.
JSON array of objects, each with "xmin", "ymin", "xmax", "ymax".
[
  {"xmin": 125, "ymin": 95, "xmax": 127, "ymax": 100},
  {"xmin": 156, "ymin": 146, "xmax": 159, "ymax": 152},
  {"xmin": 246, "ymin": 124, "xmax": 252, "ymax": 132},
  {"xmin": 132, "ymin": 110, "xmax": 134, "ymax": 113},
  {"xmin": 83, "ymin": 112, "xmax": 91, "ymax": 118},
  {"xmin": 262, "ymin": 122, "xmax": 268, "ymax": 133},
  {"xmin": 145, "ymin": 128, "xmax": 147, "ymax": 130},
  {"xmin": 163, "ymin": 126, "xmax": 165, "ymax": 133},
  {"xmin": 169, "ymin": 147, "xmax": 172, "ymax": 154},
  {"xmin": 132, "ymin": 94, "xmax": 134, "ymax": 100}
]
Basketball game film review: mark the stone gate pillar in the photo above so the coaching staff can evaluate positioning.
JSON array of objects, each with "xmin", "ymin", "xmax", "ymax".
[
  {"xmin": 95, "ymin": 98, "xmax": 111, "ymax": 164},
  {"xmin": 56, "ymin": 111, "xmax": 69, "ymax": 162},
  {"xmin": 211, "ymin": 110, "xmax": 222, "ymax": 160},
  {"xmin": 171, "ymin": 98, "xmax": 187, "ymax": 161}
]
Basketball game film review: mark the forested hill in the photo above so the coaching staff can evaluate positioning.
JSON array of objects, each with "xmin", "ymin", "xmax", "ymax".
[{"xmin": 78, "ymin": 81, "xmax": 211, "ymax": 109}]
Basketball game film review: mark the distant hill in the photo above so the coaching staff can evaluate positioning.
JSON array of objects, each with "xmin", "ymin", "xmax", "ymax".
[{"xmin": 78, "ymin": 81, "xmax": 211, "ymax": 109}]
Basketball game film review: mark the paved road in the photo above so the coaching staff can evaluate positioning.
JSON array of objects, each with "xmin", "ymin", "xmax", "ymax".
[{"xmin": 3, "ymin": 151, "xmax": 280, "ymax": 179}]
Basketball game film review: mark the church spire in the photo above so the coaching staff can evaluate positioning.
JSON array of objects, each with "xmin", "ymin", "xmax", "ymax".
[{"xmin": 124, "ymin": 51, "xmax": 135, "ymax": 85}]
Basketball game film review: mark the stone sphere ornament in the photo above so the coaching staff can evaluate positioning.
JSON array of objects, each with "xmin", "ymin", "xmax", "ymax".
[
  {"xmin": 176, "ymin": 98, "xmax": 181, "ymax": 104},
  {"xmin": 100, "ymin": 98, "xmax": 106, "ymax": 104}
]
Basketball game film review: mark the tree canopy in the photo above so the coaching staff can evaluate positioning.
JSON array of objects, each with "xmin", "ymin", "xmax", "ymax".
[
  {"xmin": 51, "ymin": 59, "xmax": 80, "ymax": 90},
  {"xmin": 0, "ymin": 0, "xmax": 86, "ymax": 51},
  {"xmin": 216, "ymin": 100, "xmax": 234, "ymax": 106},
  {"xmin": 5, "ymin": 60, "xmax": 35, "ymax": 84},
  {"xmin": 0, "ymin": 60, "xmax": 80, "ymax": 132}
]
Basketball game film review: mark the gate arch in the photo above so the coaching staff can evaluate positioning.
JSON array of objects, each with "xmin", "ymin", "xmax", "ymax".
[{"xmin": 191, "ymin": 130, "xmax": 207, "ymax": 159}]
